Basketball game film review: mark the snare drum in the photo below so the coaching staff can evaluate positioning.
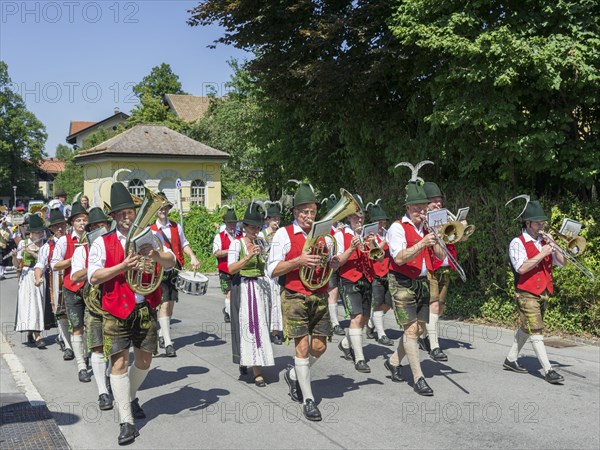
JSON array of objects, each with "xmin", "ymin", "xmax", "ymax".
[{"xmin": 175, "ymin": 270, "xmax": 209, "ymax": 296}]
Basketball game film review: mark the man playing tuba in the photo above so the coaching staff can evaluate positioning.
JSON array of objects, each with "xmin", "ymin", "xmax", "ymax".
[{"xmin": 88, "ymin": 182, "xmax": 175, "ymax": 445}]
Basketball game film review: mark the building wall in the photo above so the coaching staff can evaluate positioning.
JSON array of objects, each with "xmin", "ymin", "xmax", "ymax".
[
  {"xmin": 80, "ymin": 157, "xmax": 223, "ymax": 212},
  {"xmin": 74, "ymin": 116, "xmax": 127, "ymax": 149}
]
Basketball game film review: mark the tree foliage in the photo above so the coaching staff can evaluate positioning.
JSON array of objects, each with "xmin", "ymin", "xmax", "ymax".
[
  {"xmin": 55, "ymin": 144, "xmax": 73, "ymax": 161},
  {"xmin": 0, "ymin": 61, "xmax": 47, "ymax": 199},
  {"xmin": 127, "ymin": 92, "xmax": 189, "ymax": 133},
  {"xmin": 132, "ymin": 63, "xmax": 187, "ymax": 99}
]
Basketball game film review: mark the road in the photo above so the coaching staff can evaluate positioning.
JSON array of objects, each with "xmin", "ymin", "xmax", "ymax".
[{"xmin": 1, "ymin": 271, "xmax": 599, "ymax": 449}]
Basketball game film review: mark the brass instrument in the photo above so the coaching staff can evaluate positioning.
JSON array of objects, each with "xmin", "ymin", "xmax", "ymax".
[
  {"xmin": 421, "ymin": 215, "xmax": 467, "ymax": 282},
  {"xmin": 78, "ymin": 228, "xmax": 108, "ymax": 315},
  {"xmin": 254, "ymin": 235, "xmax": 271, "ymax": 264},
  {"xmin": 125, "ymin": 187, "xmax": 168, "ymax": 295},
  {"xmin": 438, "ymin": 221, "xmax": 465, "ymax": 244},
  {"xmin": 356, "ymin": 227, "xmax": 385, "ymax": 261},
  {"xmin": 463, "ymin": 224, "xmax": 476, "ymax": 238},
  {"xmin": 299, "ymin": 189, "xmax": 362, "ymax": 290},
  {"xmin": 539, "ymin": 230, "xmax": 595, "ymax": 281}
]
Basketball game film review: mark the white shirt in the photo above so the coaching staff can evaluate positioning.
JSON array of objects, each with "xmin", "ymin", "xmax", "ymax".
[
  {"xmin": 16, "ymin": 239, "xmax": 26, "ymax": 261},
  {"xmin": 509, "ymin": 230, "xmax": 565, "ymax": 272},
  {"xmin": 50, "ymin": 231, "xmax": 84, "ymax": 270},
  {"xmin": 266, "ymin": 221, "xmax": 307, "ymax": 278},
  {"xmin": 34, "ymin": 237, "xmax": 57, "ymax": 271},
  {"xmin": 387, "ymin": 216, "xmax": 428, "ymax": 277},
  {"xmin": 71, "ymin": 245, "xmax": 87, "ymax": 274},
  {"xmin": 88, "ymin": 228, "xmax": 171, "ymax": 304},
  {"xmin": 154, "ymin": 219, "xmax": 189, "ymax": 249},
  {"xmin": 212, "ymin": 229, "xmax": 237, "ymax": 254},
  {"xmin": 333, "ymin": 225, "xmax": 356, "ymax": 256}
]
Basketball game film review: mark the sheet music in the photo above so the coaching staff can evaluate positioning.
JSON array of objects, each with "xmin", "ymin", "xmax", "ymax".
[
  {"xmin": 455, "ymin": 207, "xmax": 470, "ymax": 222},
  {"xmin": 427, "ymin": 208, "xmax": 449, "ymax": 227},
  {"xmin": 559, "ymin": 218, "xmax": 582, "ymax": 239},
  {"xmin": 361, "ymin": 222, "xmax": 379, "ymax": 238},
  {"xmin": 132, "ymin": 227, "xmax": 158, "ymax": 252},
  {"xmin": 311, "ymin": 219, "xmax": 333, "ymax": 238}
]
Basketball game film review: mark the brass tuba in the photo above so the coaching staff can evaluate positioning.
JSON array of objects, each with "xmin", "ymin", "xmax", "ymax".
[
  {"xmin": 125, "ymin": 188, "xmax": 168, "ymax": 296},
  {"xmin": 299, "ymin": 189, "xmax": 362, "ymax": 290}
]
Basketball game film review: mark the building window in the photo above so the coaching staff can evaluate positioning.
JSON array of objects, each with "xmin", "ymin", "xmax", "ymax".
[
  {"xmin": 191, "ymin": 179, "xmax": 206, "ymax": 206},
  {"xmin": 128, "ymin": 179, "xmax": 145, "ymax": 199}
]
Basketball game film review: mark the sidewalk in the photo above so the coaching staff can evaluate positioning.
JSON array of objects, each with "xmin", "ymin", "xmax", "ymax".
[{"xmin": 1, "ymin": 333, "xmax": 70, "ymax": 450}]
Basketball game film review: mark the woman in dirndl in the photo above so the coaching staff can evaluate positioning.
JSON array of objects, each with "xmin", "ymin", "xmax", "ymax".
[
  {"xmin": 228, "ymin": 202, "xmax": 274, "ymax": 387},
  {"xmin": 13, "ymin": 214, "xmax": 48, "ymax": 349}
]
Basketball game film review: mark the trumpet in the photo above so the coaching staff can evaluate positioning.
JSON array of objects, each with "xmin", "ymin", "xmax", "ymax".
[
  {"xmin": 539, "ymin": 230, "xmax": 595, "ymax": 281},
  {"xmin": 253, "ymin": 236, "xmax": 270, "ymax": 264},
  {"xmin": 356, "ymin": 227, "xmax": 385, "ymax": 261},
  {"xmin": 421, "ymin": 215, "xmax": 467, "ymax": 282}
]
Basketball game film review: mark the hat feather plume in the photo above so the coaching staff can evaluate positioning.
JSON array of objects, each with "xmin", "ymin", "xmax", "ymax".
[
  {"xmin": 505, "ymin": 194, "xmax": 531, "ymax": 220},
  {"xmin": 394, "ymin": 160, "xmax": 434, "ymax": 182}
]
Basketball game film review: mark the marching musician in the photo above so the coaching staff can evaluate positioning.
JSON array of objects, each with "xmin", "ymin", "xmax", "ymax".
[
  {"xmin": 151, "ymin": 192, "xmax": 201, "ymax": 358},
  {"xmin": 50, "ymin": 201, "xmax": 89, "ymax": 382},
  {"xmin": 1, "ymin": 217, "xmax": 15, "ymax": 280},
  {"xmin": 384, "ymin": 168, "xmax": 444, "ymax": 396},
  {"xmin": 335, "ymin": 194, "xmax": 375, "ymax": 373},
  {"xmin": 228, "ymin": 202, "xmax": 275, "ymax": 387},
  {"xmin": 504, "ymin": 198, "xmax": 565, "ymax": 384},
  {"xmin": 34, "ymin": 208, "xmax": 74, "ymax": 360},
  {"xmin": 261, "ymin": 202, "xmax": 283, "ymax": 345},
  {"xmin": 212, "ymin": 207, "xmax": 239, "ymax": 324},
  {"xmin": 70, "ymin": 207, "xmax": 113, "ymax": 411},
  {"xmin": 365, "ymin": 201, "xmax": 394, "ymax": 346},
  {"xmin": 267, "ymin": 183, "xmax": 340, "ymax": 421},
  {"xmin": 88, "ymin": 182, "xmax": 175, "ymax": 445},
  {"xmin": 322, "ymin": 195, "xmax": 345, "ymax": 336}
]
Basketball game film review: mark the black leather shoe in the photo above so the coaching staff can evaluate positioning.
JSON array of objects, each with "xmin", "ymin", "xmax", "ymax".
[
  {"xmin": 338, "ymin": 341, "xmax": 354, "ymax": 361},
  {"xmin": 239, "ymin": 365, "xmax": 248, "ymax": 376},
  {"xmin": 414, "ymin": 376, "xmax": 434, "ymax": 396},
  {"xmin": 254, "ymin": 375, "xmax": 266, "ymax": 387},
  {"xmin": 354, "ymin": 360, "xmax": 371, "ymax": 373},
  {"xmin": 332, "ymin": 325, "xmax": 345, "ymax": 336},
  {"xmin": 384, "ymin": 359, "xmax": 405, "ymax": 382},
  {"xmin": 118, "ymin": 423, "xmax": 139, "ymax": 445},
  {"xmin": 27, "ymin": 333, "xmax": 35, "ymax": 345},
  {"xmin": 502, "ymin": 358, "xmax": 528, "ymax": 374},
  {"xmin": 303, "ymin": 399, "xmax": 322, "ymax": 422},
  {"xmin": 36, "ymin": 339, "xmax": 47, "ymax": 349},
  {"xmin": 98, "ymin": 393, "xmax": 113, "ymax": 410},
  {"xmin": 131, "ymin": 398, "xmax": 146, "ymax": 419},
  {"xmin": 158, "ymin": 337, "xmax": 165, "ymax": 349},
  {"xmin": 365, "ymin": 326, "xmax": 375, "ymax": 339},
  {"xmin": 544, "ymin": 369, "xmax": 564, "ymax": 384},
  {"xmin": 223, "ymin": 307, "xmax": 231, "ymax": 323},
  {"xmin": 63, "ymin": 348, "xmax": 75, "ymax": 360},
  {"xmin": 418, "ymin": 336, "xmax": 431, "ymax": 353},
  {"xmin": 165, "ymin": 345, "xmax": 177, "ymax": 357},
  {"xmin": 78, "ymin": 369, "xmax": 91, "ymax": 383},
  {"xmin": 430, "ymin": 348, "xmax": 448, "ymax": 361},
  {"xmin": 284, "ymin": 366, "xmax": 303, "ymax": 403},
  {"xmin": 378, "ymin": 335, "xmax": 394, "ymax": 346}
]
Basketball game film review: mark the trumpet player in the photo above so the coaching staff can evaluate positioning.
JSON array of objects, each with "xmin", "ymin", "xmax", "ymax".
[
  {"xmin": 504, "ymin": 198, "xmax": 565, "ymax": 384},
  {"xmin": 51, "ymin": 201, "xmax": 89, "ymax": 382},
  {"xmin": 267, "ymin": 183, "xmax": 340, "ymax": 421},
  {"xmin": 71, "ymin": 207, "xmax": 112, "ymax": 411},
  {"xmin": 88, "ymin": 182, "xmax": 176, "ymax": 445},
  {"xmin": 151, "ymin": 192, "xmax": 201, "ymax": 358},
  {"xmin": 334, "ymin": 194, "xmax": 376, "ymax": 373},
  {"xmin": 385, "ymin": 171, "xmax": 445, "ymax": 396}
]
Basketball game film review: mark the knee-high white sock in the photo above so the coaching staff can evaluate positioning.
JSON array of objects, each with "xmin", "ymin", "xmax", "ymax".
[
  {"xmin": 426, "ymin": 313, "xmax": 440, "ymax": 350},
  {"xmin": 224, "ymin": 297, "xmax": 230, "ymax": 315},
  {"xmin": 91, "ymin": 352, "xmax": 108, "ymax": 395},
  {"xmin": 372, "ymin": 310, "xmax": 386, "ymax": 338},
  {"xmin": 111, "ymin": 373, "xmax": 133, "ymax": 424},
  {"xmin": 328, "ymin": 303, "xmax": 340, "ymax": 326},
  {"xmin": 129, "ymin": 364, "xmax": 149, "ymax": 401},
  {"xmin": 71, "ymin": 335, "xmax": 86, "ymax": 371},
  {"xmin": 530, "ymin": 334, "xmax": 552, "ymax": 372},
  {"xmin": 0, "ymin": 266, "xmax": 5, "ymax": 277},
  {"xmin": 58, "ymin": 318, "xmax": 72, "ymax": 350},
  {"xmin": 341, "ymin": 333, "xmax": 351, "ymax": 349},
  {"xmin": 158, "ymin": 316, "xmax": 172, "ymax": 346},
  {"xmin": 507, "ymin": 328, "xmax": 529, "ymax": 361},
  {"xmin": 367, "ymin": 315, "xmax": 374, "ymax": 329},
  {"xmin": 349, "ymin": 328, "xmax": 364, "ymax": 361},
  {"xmin": 294, "ymin": 357, "xmax": 313, "ymax": 403}
]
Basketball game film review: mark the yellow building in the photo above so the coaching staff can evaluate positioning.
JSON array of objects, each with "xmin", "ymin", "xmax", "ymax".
[{"xmin": 73, "ymin": 124, "xmax": 229, "ymax": 211}]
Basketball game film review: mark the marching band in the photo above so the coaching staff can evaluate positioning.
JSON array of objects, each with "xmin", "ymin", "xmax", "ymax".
[{"xmin": 6, "ymin": 161, "xmax": 595, "ymax": 445}]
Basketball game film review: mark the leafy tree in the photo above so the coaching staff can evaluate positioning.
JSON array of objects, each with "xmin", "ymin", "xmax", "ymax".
[
  {"xmin": 127, "ymin": 92, "xmax": 189, "ymax": 133},
  {"xmin": 55, "ymin": 143, "xmax": 73, "ymax": 161},
  {"xmin": 132, "ymin": 63, "xmax": 187, "ymax": 99},
  {"xmin": 0, "ymin": 61, "xmax": 47, "ymax": 200}
]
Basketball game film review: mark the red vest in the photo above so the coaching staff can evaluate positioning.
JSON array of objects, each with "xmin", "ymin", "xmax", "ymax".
[
  {"xmin": 64, "ymin": 234, "xmax": 85, "ymax": 292},
  {"xmin": 217, "ymin": 231, "xmax": 232, "ymax": 273},
  {"xmin": 369, "ymin": 235, "xmax": 390, "ymax": 278},
  {"xmin": 389, "ymin": 221, "xmax": 433, "ymax": 279},
  {"xmin": 339, "ymin": 228, "xmax": 374, "ymax": 283},
  {"xmin": 151, "ymin": 221, "xmax": 184, "ymax": 267},
  {"xmin": 283, "ymin": 225, "xmax": 329, "ymax": 296},
  {"xmin": 515, "ymin": 235, "xmax": 554, "ymax": 295},
  {"xmin": 47, "ymin": 240, "xmax": 55, "ymax": 266},
  {"xmin": 101, "ymin": 231, "xmax": 162, "ymax": 319},
  {"xmin": 431, "ymin": 243, "xmax": 457, "ymax": 271}
]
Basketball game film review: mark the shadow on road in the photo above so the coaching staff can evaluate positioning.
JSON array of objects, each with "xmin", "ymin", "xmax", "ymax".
[
  {"xmin": 313, "ymin": 374, "xmax": 384, "ymax": 400},
  {"xmin": 141, "ymin": 365, "xmax": 210, "ymax": 390}
]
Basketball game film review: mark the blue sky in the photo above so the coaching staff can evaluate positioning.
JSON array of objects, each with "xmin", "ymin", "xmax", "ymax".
[{"xmin": 1, "ymin": 0, "xmax": 250, "ymax": 156}]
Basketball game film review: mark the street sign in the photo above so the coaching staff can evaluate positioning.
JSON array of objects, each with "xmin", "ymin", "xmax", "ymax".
[{"xmin": 175, "ymin": 178, "xmax": 182, "ymax": 190}]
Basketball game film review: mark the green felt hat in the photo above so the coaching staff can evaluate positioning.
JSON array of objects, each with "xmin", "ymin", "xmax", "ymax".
[
  {"xmin": 366, "ymin": 200, "xmax": 389, "ymax": 221},
  {"xmin": 243, "ymin": 202, "xmax": 265, "ymax": 227},
  {"xmin": 221, "ymin": 205, "xmax": 238, "ymax": 223},
  {"xmin": 291, "ymin": 181, "xmax": 317, "ymax": 208},
  {"xmin": 320, "ymin": 194, "xmax": 338, "ymax": 215},
  {"xmin": 352, "ymin": 194, "xmax": 365, "ymax": 216},
  {"xmin": 265, "ymin": 201, "xmax": 283, "ymax": 218},
  {"xmin": 405, "ymin": 182, "xmax": 428, "ymax": 205},
  {"xmin": 27, "ymin": 214, "xmax": 45, "ymax": 233},
  {"xmin": 48, "ymin": 208, "xmax": 66, "ymax": 226},
  {"xmin": 423, "ymin": 181, "xmax": 443, "ymax": 199},
  {"xmin": 54, "ymin": 188, "xmax": 67, "ymax": 198},
  {"xmin": 68, "ymin": 201, "xmax": 88, "ymax": 223},
  {"xmin": 522, "ymin": 200, "xmax": 549, "ymax": 222},
  {"xmin": 87, "ymin": 207, "xmax": 110, "ymax": 226},
  {"xmin": 109, "ymin": 183, "xmax": 138, "ymax": 213}
]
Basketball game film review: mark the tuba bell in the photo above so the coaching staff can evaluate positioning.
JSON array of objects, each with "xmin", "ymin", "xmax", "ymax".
[
  {"xmin": 299, "ymin": 189, "xmax": 362, "ymax": 290},
  {"xmin": 124, "ymin": 188, "xmax": 169, "ymax": 296}
]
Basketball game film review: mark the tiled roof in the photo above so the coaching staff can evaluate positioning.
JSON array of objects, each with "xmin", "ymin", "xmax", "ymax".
[
  {"xmin": 163, "ymin": 94, "xmax": 212, "ymax": 122},
  {"xmin": 38, "ymin": 158, "xmax": 65, "ymax": 173},
  {"xmin": 68, "ymin": 121, "xmax": 96, "ymax": 136}
]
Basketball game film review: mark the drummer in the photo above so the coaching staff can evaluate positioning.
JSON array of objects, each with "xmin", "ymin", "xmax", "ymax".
[{"xmin": 150, "ymin": 193, "xmax": 201, "ymax": 357}]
